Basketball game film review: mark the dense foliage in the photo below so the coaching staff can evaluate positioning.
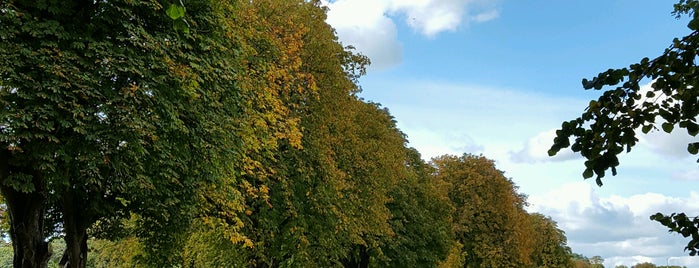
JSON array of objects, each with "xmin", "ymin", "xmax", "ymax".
[
  {"xmin": 549, "ymin": 0, "xmax": 699, "ymax": 255},
  {"xmin": 0, "ymin": 0, "xmax": 576, "ymax": 267}
]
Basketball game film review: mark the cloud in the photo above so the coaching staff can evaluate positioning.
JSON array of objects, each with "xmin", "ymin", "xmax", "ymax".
[
  {"xmin": 390, "ymin": 0, "xmax": 465, "ymax": 37},
  {"xmin": 639, "ymin": 126, "xmax": 696, "ymax": 159},
  {"xmin": 672, "ymin": 168, "xmax": 699, "ymax": 181},
  {"xmin": 323, "ymin": 0, "xmax": 402, "ymax": 70},
  {"xmin": 510, "ymin": 128, "xmax": 579, "ymax": 163},
  {"xmin": 322, "ymin": 0, "xmax": 500, "ymax": 69},
  {"xmin": 358, "ymin": 79, "xmax": 588, "ymax": 165},
  {"xmin": 530, "ymin": 182, "xmax": 699, "ymax": 267},
  {"xmin": 404, "ymin": 129, "xmax": 484, "ymax": 160},
  {"xmin": 472, "ymin": 9, "xmax": 499, "ymax": 23},
  {"xmin": 631, "ymin": 81, "xmax": 698, "ymax": 159}
]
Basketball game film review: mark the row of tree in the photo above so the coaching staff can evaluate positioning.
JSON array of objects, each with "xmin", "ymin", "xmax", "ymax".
[
  {"xmin": 0, "ymin": 153, "xmax": 577, "ymax": 268},
  {"xmin": 616, "ymin": 264, "xmax": 686, "ymax": 268},
  {"xmin": 0, "ymin": 0, "xmax": 576, "ymax": 267}
]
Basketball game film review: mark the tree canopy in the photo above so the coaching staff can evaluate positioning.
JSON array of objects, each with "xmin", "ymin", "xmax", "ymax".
[
  {"xmin": 1, "ymin": 0, "xmax": 579, "ymax": 267},
  {"xmin": 0, "ymin": 0, "xmax": 306, "ymax": 266}
]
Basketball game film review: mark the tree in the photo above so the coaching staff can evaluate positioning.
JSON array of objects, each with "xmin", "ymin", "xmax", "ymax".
[
  {"xmin": 170, "ymin": 1, "xmax": 413, "ymax": 267},
  {"xmin": 380, "ymin": 148, "xmax": 453, "ymax": 267},
  {"xmin": 528, "ymin": 213, "xmax": 574, "ymax": 268},
  {"xmin": 590, "ymin": 256, "xmax": 605, "ymax": 268},
  {"xmin": 0, "ymin": 0, "xmax": 304, "ymax": 266},
  {"xmin": 570, "ymin": 254, "xmax": 604, "ymax": 268},
  {"xmin": 632, "ymin": 262, "xmax": 657, "ymax": 268},
  {"xmin": 432, "ymin": 154, "xmax": 534, "ymax": 268},
  {"xmin": 548, "ymin": 0, "xmax": 699, "ymax": 255}
]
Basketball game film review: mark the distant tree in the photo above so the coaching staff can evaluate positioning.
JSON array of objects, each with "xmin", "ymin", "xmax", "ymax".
[
  {"xmin": 632, "ymin": 262, "xmax": 657, "ymax": 268},
  {"xmin": 574, "ymin": 260, "xmax": 593, "ymax": 268},
  {"xmin": 432, "ymin": 154, "xmax": 534, "ymax": 267},
  {"xmin": 590, "ymin": 255, "xmax": 605, "ymax": 268},
  {"xmin": 528, "ymin": 213, "xmax": 574, "ymax": 268},
  {"xmin": 548, "ymin": 0, "xmax": 699, "ymax": 256},
  {"xmin": 570, "ymin": 253, "xmax": 603, "ymax": 268},
  {"xmin": 616, "ymin": 265, "xmax": 630, "ymax": 268}
]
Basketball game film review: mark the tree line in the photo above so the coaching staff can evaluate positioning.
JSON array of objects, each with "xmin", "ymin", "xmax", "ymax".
[{"xmin": 0, "ymin": 0, "xmax": 584, "ymax": 267}]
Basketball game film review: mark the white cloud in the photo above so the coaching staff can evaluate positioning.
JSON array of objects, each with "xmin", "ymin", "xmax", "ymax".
[
  {"xmin": 472, "ymin": 9, "xmax": 499, "ymax": 23},
  {"xmin": 510, "ymin": 128, "xmax": 579, "ymax": 163},
  {"xmin": 632, "ymin": 81, "xmax": 698, "ymax": 159},
  {"xmin": 322, "ymin": 0, "xmax": 500, "ymax": 69},
  {"xmin": 530, "ymin": 182, "xmax": 699, "ymax": 268},
  {"xmin": 323, "ymin": 0, "xmax": 402, "ymax": 70},
  {"xmin": 639, "ymin": 127, "xmax": 696, "ymax": 159},
  {"xmin": 404, "ymin": 129, "xmax": 484, "ymax": 160},
  {"xmin": 673, "ymin": 168, "xmax": 699, "ymax": 181},
  {"xmin": 390, "ymin": 0, "xmax": 464, "ymax": 37}
]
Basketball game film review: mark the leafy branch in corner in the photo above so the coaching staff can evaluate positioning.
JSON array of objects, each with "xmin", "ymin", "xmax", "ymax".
[{"xmin": 549, "ymin": 0, "xmax": 699, "ymax": 256}]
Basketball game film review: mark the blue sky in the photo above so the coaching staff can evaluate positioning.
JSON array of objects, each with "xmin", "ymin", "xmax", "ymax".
[{"xmin": 323, "ymin": 0, "xmax": 699, "ymax": 267}]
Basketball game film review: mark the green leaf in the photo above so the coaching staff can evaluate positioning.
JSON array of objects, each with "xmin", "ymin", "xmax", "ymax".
[
  {"xmin": 650, "ymin": 212, "xmax": 664, "ymax": 221},
  {"xmin": 582, "ymin": 168, "xmax": 594, "ymax": 179},
  {"xmin": 166, "ymin": 4, "xmax": 186, "ymax": 20},
  {"xmin": 689, "ymin": 142, "xmax": 699, "ymax": 155},
  {"xmin": 173, "ymin": 19, "xmax": 190, "ymax": 34},
  {"xmin": 687, "ymin": 122, "xmax": 699, "ymax": 136},
  {"xmin": 662, "ymin": 122, "xmax": 674, "ymax": 133},
  {"xmin": 689, "ymin": 18, "xmax": 699, "ymax": 30},
  {"xmin": 641, "ymin": 124, "xmax": 653, "ymax": 134}
]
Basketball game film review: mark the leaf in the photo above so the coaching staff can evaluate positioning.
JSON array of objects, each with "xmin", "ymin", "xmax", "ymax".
[
  {"xmin": 650, "ymin": 213, "xmax": 664, "ymax": 221},
  {"xmin": 641, "ymin": 124, "xmax": 653, "ymax": 134},
  {"xmin": 689, "ymin": 142, "xmax": 699, "ymax": 155},
  {"xmin": 166, "ymin": 4, "xmax": 186, "ymax": 20},
  {"xmin": 689, "ymin": 18, "xmax": 699, "ymax": 30},
  {"xmin": 582, "ymin": 168, "xmax": 594, "ymax": 179},
  {"xmin": 662, "ymin": 122, "xmax": 674, "ymax": 133},
  {"xmin": 687, "ymin": 122, "xmax": 699, "ymax": 136},
  {"xmin": 173, "ymin": 19, "xmax": 190, "ymax": 34}
]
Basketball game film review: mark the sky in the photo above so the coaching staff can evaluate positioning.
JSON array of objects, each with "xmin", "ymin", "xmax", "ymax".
[{"xmin": 321, "ymin": 0, "xmax": 699, "ymax": 267}]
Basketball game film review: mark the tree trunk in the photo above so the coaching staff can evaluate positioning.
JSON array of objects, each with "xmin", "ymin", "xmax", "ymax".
[
  {"xmin": 59, "ymin": 188, "xmax": 89, "ymax": 268},
  {"xmin": 58, "ymin": 234, "xmax": 87, "ymax": 268},
  {"xmin": 341, "ymin": 245, "xmax": 369, "ymax": 268},
  {"xmin": 0, "ymin": 150, "xmax": 51, "ymax": 268},
  {"xmin": 357, "ymin": 246, "xmax": 369, "ymax": 268}
]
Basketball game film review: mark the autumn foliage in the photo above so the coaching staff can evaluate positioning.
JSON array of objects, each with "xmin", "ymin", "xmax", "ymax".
[{"xmin": 0, "ymin": 0, "xmax": 575, "ymax": 267}]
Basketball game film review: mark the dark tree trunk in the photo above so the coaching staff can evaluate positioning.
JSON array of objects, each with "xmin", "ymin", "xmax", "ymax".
[
  {"xmin": 357, "ymin": 246, "xmax": 369, "ymax": 268},
  {"xmin": 59, "ymin": 190, "xmax": 89, "ymax": 268},
  {"xmin": 58, "ymin": 234, "xmax": 87, "ymax": 268},
  {"xmin": 341, "ymin": 245, "xmax": 369, "ymax": 268},
  {"xmin": 0, "ymin": 150, "xmax": 51, "ymax": 268}
]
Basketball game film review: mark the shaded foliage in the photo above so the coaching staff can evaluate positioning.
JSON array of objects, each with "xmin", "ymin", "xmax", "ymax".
[{"xmin": 0, "ymin": 0, "xmax": 303, "ymax": 266}]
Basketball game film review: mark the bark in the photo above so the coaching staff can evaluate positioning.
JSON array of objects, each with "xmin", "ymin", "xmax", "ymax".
[
  {"xmin": 0, "ymin": 149, "xmax": 51, "ymax": 268},
  {"xmin": 342, "ymin": 246, "xmax": 369, "ymax": 268},
  {"xmin": 58, "ymin": 189, "xmax": 89, "ymax": 268}
]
